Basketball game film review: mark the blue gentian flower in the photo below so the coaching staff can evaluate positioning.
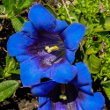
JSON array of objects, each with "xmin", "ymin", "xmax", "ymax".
[
  {"xmin": 7, "ymin": 4, "xmax": 105, "ymax": 110},
  {"xmin": 31, "ymin": 62, "xmax": 105, "ymax": 110},
  {"xmin": 7, "ymin": 4, "xmax": 86, "ymax": 86}
]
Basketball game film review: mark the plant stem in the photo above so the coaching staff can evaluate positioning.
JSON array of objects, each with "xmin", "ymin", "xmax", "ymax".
[
  {"xmin": 0, "ymin": 15, "xmax": 7, "ymax": 18},
  {"xmin": 61, "ymin": 0, "xmax": 72, "ymax": 23}
]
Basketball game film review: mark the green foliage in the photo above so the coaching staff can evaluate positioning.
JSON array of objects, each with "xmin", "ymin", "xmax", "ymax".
[
  {"xmin": 0, "ymin": 80, "xmax": 19, "ymax": 102},
  {"xmin": 101, "ymin": 81, "xmax": 110, "ymax": 100},
  {"xmin": 84, "ymin": 32, "xmax": 110, "ymax": 81},
  {"xmin": 11, "ymin": 17, "xmax": 26, "ymax": 32},
  {"xmin": 0, "ymin": 54, "xmax": 20, "ymax": 79},
  {"xmin": 0, "ymin": 5, "xmax": 5, "ymax": 13},
  {"xmin": 85, "ymin": 54, "xmax": 101, "ymax": 74},
  {"xmin": 16, "ymin": 0, "xmax": 34, "ymax": 11},
  {"xmin": 56, "ymin": 0, "xmax": 110, "ymax": 31},
  {"xmin": 0, "ymin": 0, "xmax": 34, "ymax": 32},
  {"xmin": 1, "ymin": 0, "xmax": 34, "ymax": 17}
]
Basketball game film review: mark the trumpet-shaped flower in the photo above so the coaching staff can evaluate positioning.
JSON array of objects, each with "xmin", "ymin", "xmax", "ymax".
[
  {"xmin": 31, "ymin": 62, "xmax": 105, "ymax": 110},
  {"xmin": 7, "ymin": 4, "xmax": 86, "ymax": 86}
]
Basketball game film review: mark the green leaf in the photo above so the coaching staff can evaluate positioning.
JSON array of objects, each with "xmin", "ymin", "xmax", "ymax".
[
  {"xmin": 4, "ymin": 55, "xmax": 16, "ymax": 74},
  {"xmin": 2, "ymin": 0, "xmax": 16, "ymax": 10},
  {"xmin": 4, "ymin": 54, "xmax": 20, "ymax": 77},
  {"xmin": 86, "ymin": 54, "xmax": 101, "ymax": 73},
  {"xmin": 1, "ymin": 0, "xmax": 16, "ymax": 17},
  {"xmin": 0, "ymin": 5, "xmax": 5, "ymax": 14},
  {"xmin": 10, "ymin": 69, "xmax": 20, "ymax": 75},
  {"xmin": 101, "ymin": 80, "xmax": 110, "ymax": 100},
  {"xmin": 86, "ymin": 47, "xmax": 97, "ymax": 55},
  {"xmin": 104, "ymin": 16, "xmax": 110, "ymax": 30},
  {"xmin": 6, "ymin": 54, "xmax": 12, "ymax": 66},
  {"xmin": 12, "ymin": 5, "xmax": 20, "ymax": 16},
  {"xmin": 0, "ymin": 80, "xmax": 19, "ymax": 102},
  {"xmin": 11, "ymin": 17, "xmax": 26, "ymax": 32},
  {"xmin": 16, "ymin": 0, "xmax": 25, "ymax": 8},
  {"xmin": 94, "ymin": 16, "xmax": 110, "ymax": 32},
  {"xmin": 18, "ymin": 0, "xmax": 34, "ymax": 11}
]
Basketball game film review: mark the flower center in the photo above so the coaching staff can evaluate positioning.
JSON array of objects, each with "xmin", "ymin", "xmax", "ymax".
[
  {"xmin": 45, "ymin": 45, "xmax": 59, "ymax": 53},
  {"xmin": 59, "ymin": 84, "xmax": 67, "ymax": 101}
]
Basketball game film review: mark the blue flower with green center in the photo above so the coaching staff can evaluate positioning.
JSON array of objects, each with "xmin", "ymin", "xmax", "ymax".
[
  {"xmin": 31, "ymin": 62, "xmax": 105, "ymax": 110},
  {"xmin": 7, "ymin": 4, "xmax": 86, "ymax": 86}
]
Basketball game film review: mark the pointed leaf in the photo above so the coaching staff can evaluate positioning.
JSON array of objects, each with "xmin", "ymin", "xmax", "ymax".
[
  {"xmin": 18, "ymin": 0, "xmax": 34, "ymax": 11},
  {"xmin": 11, "ymin": 17, "xmax": 26, "ymax": 32},
  {"xmin": 4, "ymin": 54, "xmax": 20, "ymax": 77},
  {"xmin": 0, "ymin": 5, "xmax": 5, "ymax": 14},
  {"xmin": 86, "ymin": 47, "xmax": 97, "ymax": 55},
  {"xmin": 86, "ymin": 55, "xmax": 101, "ymax": 73},
  {"xmin": 0, "ymin": 80, "xmax": 19, "ymax": 102},
  {"xmin": 101, "ymin": 80, "xmax": 110, "ymax": 100}
]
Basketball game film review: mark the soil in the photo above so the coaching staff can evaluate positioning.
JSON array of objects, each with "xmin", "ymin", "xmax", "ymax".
[
  {"xmin": 0, "ymin": 87, "xmax": 38, "ymax": 110},
  {"xmin": 0, "ymin": 18, "xmax": 15, "ymax": 67}
]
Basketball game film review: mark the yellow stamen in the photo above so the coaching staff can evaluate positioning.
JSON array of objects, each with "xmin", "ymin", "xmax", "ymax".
[
  {"xmin": 45, "ymin": 46, "xmax": 49, "ymax": 50},
  {"xmin": 47, "ymin": 49, "xmax": 52, "ymax": 53},
  {"xmin": 59, "ymin": 94, "xmax": 67, "ymax": 100},
  {"xmin": 59, "ymin": 84, "xmax": 67, "ymax": 100},
  {"xmin": 45, "ymin": 46, "xmax": 59, "ymax": 53}
]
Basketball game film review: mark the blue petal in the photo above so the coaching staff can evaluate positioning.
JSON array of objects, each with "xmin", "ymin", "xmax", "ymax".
[
  {"xmin": 31, "ymin": 81, "xmax": 57, "ymax": 97},
  {"xmin": 22, "ymin": 21, "xmax": 37, "ymax": 39},
  {"xmin": 16, "ymin": 55, "xmax": 33, "ymax": 62},
  {"xmin": 76, "ymin": 103, "xmax": 83, "ymax": 110},
  {"xmin": 28, "ymin": 4, "xmax": 56, "ymax": 32},
  {"xmin": 77, "ymin": 92, "xmax": 105, "ymax": 110},
  {"xmin": 53, "ymin": 19, "xmax": 68, "ymax": 33},
  {"xmin": 45, "ymin": 60, "xmax": 78, "ymax": 83},
  {"xmin": 61, "ymin": 23, "xmax": 86, "ymax": 50},
  {"xmin": 79, "ymin": 84, "xmax": 93, "ymax": 95},
  {"xmin": 52, "ymin": 102, "xmax": 66, "ymax": 110},
  {"xmin": 72, "ymin": 62, "xmax": 92, "ymax": 86},
  {"xmin": 39, "ymin": 99, "xmax": 67, "ymax": 110},
  {"xmin": 38, "ymin": 97, "xmax": 51, "ymax": 110},
  {"xmin": 7, "ymin": 32, "xmax": 34, "ymax": 57},
  {"xmin": 20, "ymin": 57, "xmax": 43, "ymax": 86},
  {"xmin": 66, "ymin": 49, "xmax": 76, "ymax": 64}
]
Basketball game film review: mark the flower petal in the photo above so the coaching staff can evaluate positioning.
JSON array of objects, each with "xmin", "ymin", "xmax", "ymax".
[
  {"xmin": 7, "ymin": 32, "xmax": 34, "ymax": 57},
  {"xmin": 72, "ymin": 62, "xmax": 92, "ymax": 87},
  {"xmin": 20, "ymin": 57, "xmax": 43, "ymax": 86},
  {"xmin": 22, "ymin": 21, "xmax": 37, "ymax": 39},
  {"xmin": 76, "ymin": 103, "xmax": 83, "ymax": 110},
  {"xmin": 61, "ymin": 23, "xmax": 86, "ymax": 50},
  {"xmin": 38, "ymin": 97, "xmax": 51, "ymax": 110},
  {"xmin": 31, "ymin": 81, "xmax": 57, "ymax": 97},
  {"xmin": 53, "ymin": 19, "xmax": 68, "ymax": 33},
  {"xmin": 79, "ymin": 84, "xmax": 93, "ymax": 95},
  {"xmin": 52, "ymin": 102, "xmax": 66, "ymax": 110},
  {"xmin": 45, "ymin": 60, "xmax": 78, "ymax": 83},
  {"xmin": 16, "ymin": 55, "xmax": 33, "ymax": 62},
  {"xmin": 66, "ymin": 49, "xmax": 76, "ymax": 64},
  {"xmin": 77, "ymin": 92, "xmax": 105, "ymax": 110},
  {"xmin": 28, "ymin": 4, "xmax": 56, "ymax": 32}
]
